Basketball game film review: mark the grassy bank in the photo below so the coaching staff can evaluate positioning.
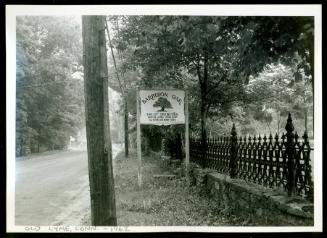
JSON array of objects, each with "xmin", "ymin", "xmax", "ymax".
[{"xmin": 81, "ymin": 150, "xmax": 231, "ymax": 226}]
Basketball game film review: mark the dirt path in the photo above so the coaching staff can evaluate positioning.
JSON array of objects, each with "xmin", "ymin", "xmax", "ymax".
[{"xmin": 82, "ymin": 151, "xmax": 230, "ymax": 226}]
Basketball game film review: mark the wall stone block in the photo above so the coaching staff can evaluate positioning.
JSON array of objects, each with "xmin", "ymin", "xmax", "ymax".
[{"xmin": 189, "ymin": 163, "xmax": 314, "ymax": 226}]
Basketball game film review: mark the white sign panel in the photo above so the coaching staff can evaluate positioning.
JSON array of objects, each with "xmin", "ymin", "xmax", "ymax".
[{"xmin": 140, "ymin": 90, "xmax": 185, "ymax": 125}]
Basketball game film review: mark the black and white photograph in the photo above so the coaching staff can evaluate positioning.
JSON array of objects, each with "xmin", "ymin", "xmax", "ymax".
[{"xmin": 6, "ymin": 4, "xmax": 323, "ymax": 233}]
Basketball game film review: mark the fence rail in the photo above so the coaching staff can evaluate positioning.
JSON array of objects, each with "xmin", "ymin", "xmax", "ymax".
[{"xmin": 190, "ymin": 113, "xmax": 314, "ymax": 202}]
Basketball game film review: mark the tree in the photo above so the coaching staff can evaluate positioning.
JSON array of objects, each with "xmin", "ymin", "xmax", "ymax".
[
  {"xmin": 153, "ymin": 97, "xmax": 173, "ymax": 112},
  {"xmin": 115, "ymin": 16, "xmax": 249, "ymax": 153},
  {"xmin": 248, "ymin": 62, "xmax": 312, "ymax": 134},
  {"xmin": 232, "ymin": 17, "xmax": 314, "ymax": 92},
  {"xmin": 82, "ymin": 15, "xmax": 117, "ymax": 226},
  {"xmin": 105, "ymin": 16, "xmax": 145, "ymax": 157},
  {"xmin": 16, "ymin": 16, "xmax": 85, "ymax": 156},
  {"xmin": 113, "ymin": 16, "xmax": 314, "ymax": 151}
]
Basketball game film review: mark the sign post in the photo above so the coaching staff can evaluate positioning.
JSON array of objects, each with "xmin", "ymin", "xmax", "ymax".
[
  {"xmin": 137, "ymin": 89, "xmax": 142, "ymax": 188},
  {"xmin": 185, "ymin": 91, "xmax": 190, "ymax": 184},
  {"xmin": 137, "ymin": 89, "xmax": 189, "ymax": 188}
]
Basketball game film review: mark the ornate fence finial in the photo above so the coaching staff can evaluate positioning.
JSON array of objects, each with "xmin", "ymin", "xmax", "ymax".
[
  {"xmin": 258, "ymin": 134, "xmax": 262, "ymax": 143},
  {"xmin": 303, "ymin": 130, "xmax": 309, "ymax": 145},
  {"xmin": 294, "ymin": 132, "xmax": 299, "ymax": 143},
  {"xmin": 269, "ymin": 133, "xmax": 273, "ymax": 144},
  {"xmin": 285, "ymin": 113, "xmax": 296, "ymax": 197},
  {"xmin": 231, "ymin": 123, "xmax": 237, "ymax": 137},
  {"xmin": 281, "ymin": 133, "xmax": 286, "ymax": 143},
  {"xmin": 285, "ymin": 113, "xmax": 294, "ymax": 133}
]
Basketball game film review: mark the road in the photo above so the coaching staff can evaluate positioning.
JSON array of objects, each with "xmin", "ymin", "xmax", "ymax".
[{"xmin": 15, "ymin": 144, "xmax": 122, "ymax": 226}]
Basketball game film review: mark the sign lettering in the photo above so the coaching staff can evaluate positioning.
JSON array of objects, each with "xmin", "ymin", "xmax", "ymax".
[{"xmin": 139, "ymin": 90, "xmax": 185, "ymax": 125}]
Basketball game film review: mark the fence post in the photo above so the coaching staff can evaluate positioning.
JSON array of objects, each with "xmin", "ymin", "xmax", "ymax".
[
  {"xmin": 201, "ymin": 135, "xmax": 207, "ymax": 169},
  {"xmin": 302, "ymin": 130, "xmax": 313, "ymax": 202},
  {"xmin": 230, "ymin": 123, "xmax": 237, "ymax": 178},
  {"xmin": 285, "ymin": 113, "xmax": 296, "ymax": 196}
]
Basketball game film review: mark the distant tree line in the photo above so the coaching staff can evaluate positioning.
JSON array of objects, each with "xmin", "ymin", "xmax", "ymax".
[{"xmin": 16, "ymin": 16, "xmax": 85, "ymax": 156}]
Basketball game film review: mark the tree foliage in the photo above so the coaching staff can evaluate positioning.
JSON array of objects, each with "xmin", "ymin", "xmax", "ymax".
[
  {"xmin": 16, "ymin": 16, "xmax": 84, "ymax": 156},
  {"xmin": 16, "ymin": 15, "xmax": 314, "ymax": 156},
  {"xmin": 114, "ymin": 16, "xmax": 249, "ymax": 146},
  {"xmin": 231, "ymin": 16, "xmax": 314, "ymax": 87},
  {"xmin": 112, "ymin": 15, "xmax": 314, "ymax": 144}
]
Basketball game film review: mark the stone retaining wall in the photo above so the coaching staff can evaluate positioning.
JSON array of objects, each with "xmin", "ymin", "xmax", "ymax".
[{"xmin": 190, "ymin": 164, "xmax": 314, "ymax": 226}]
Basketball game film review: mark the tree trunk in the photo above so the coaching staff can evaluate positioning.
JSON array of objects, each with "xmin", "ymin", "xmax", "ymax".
[
  {"xmin": 309, "ymin": 41, "xmax": 314, "ymax": 137},
  {"xmin": 304, "ymin": 110, "xmax": 308, "ymax": 132},
  {"xmin": 124, "ymin": 97, "xmax": 129, "ymax": 157},
  {"xmin": 144, "ymin": 134, "xmax": 150, "ymax": 156},
  {"xmin": 200, "ymin": 91, "xmax": 207, "ymax": 145},
  {"xmin": 200, "ymin": 50, "xmax": 208, "ymax": 168},
  {"xmin": 82, "ymin": 15, "xmax": 117, "ymax": 226},
  {"xmin": 37, "ymin": 129, "xmax": 40, "ymax": 153},
  {"xmin": 277, "ymin": 112, "xmax": 280, "ymax": 135},
  {"xmin": 303, "ymin": 95, "xmax": 308, "ymax": 133}
]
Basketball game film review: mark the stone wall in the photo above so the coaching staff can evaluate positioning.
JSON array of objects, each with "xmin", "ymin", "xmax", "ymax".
[{"xmin": 190, "ymin": 164, "xmax": 314, "ymax": 226}]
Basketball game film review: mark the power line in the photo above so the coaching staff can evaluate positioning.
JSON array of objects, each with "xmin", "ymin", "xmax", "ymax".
[{"xmin": 105, "ymin": 19, "xmax": 124, "ymax": 95}]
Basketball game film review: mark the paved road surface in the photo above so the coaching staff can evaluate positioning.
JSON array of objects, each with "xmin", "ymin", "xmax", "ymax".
[{"xmin": 15, "ymin": 144, "xmax": 122, "ymax": 226}]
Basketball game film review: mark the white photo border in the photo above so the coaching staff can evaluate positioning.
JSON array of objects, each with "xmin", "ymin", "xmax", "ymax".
[{"xmin": 6, "ymin": 4, "xmax": 323, "ymax": 233}]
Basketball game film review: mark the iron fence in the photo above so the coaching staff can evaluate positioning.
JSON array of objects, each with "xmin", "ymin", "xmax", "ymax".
[{"xmin": 190, "ymin": 113, "xmax": 314, "ymax": 202}]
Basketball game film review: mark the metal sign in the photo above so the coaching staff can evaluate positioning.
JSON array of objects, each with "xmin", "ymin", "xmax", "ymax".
[
  {"xmin": 136, "ymin": 89, "xmax": 189, "ymax": 188},
  {"xmin": 139, "ymin": 90, "xmax": 185, "ymax": 125}
]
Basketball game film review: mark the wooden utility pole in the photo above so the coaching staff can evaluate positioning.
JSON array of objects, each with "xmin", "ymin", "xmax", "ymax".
[{"xmin": 82, "ymin": 15, "xmax": 117, "ymax": 226}]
